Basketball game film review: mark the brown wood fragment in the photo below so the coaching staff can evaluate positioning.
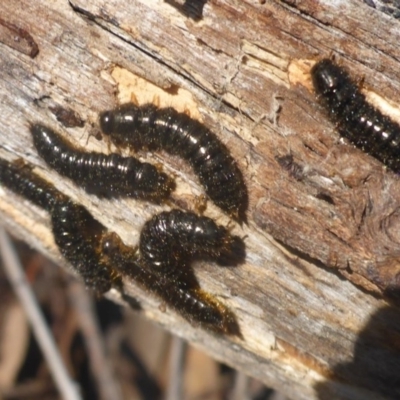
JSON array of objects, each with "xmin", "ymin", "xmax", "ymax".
[
  {"xmin": 49, "ymin": 105, "xmax": 85, "ymax": 128},
  {"xmin": 0, "ymin": 16, "xmax": 39, "ymax": 58}
]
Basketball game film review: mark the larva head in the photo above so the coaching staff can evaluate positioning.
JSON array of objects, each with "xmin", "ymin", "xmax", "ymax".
[
  {"xmin": 99, "ymin": 110, "xmax": 113, "ymax": 134},
  {"xmin": 99, "ymin": 103, "xmax": 141, "ymax": 145},
  {"xmin": 216, "ymin": 234, "xmax": 246, "ymax": 267},
  {"xmin": 311, "ymin": 59, "xmax": 344, "ymax": 97},
  {"xmin": 181, "ymin": 215, "xmax": 245, "ymax": 266},
  {"xmin": 30, "ymin": 123, "xmax": 51, "ymax": 141},
  {"xmin": 192, "ymin": 216, "xmax": 225, "ymax": 245}
]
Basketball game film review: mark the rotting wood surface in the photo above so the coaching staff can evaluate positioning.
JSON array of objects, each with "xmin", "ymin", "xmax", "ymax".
[{"xmin": 1, "ymin": 0, "xmax": 400, "ymax": 399}]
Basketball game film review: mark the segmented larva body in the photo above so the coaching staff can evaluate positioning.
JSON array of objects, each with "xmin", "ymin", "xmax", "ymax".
[
  {"xmin": 0, "ymin": 157, "xmax": 119, "ymax": 293},
  {"xmin": 160, "ymin": 284, "xmax": 240, "ymax": 335},
  {"xmin": 0, "ymin": 158, "xmax": 65, "ymax": 211},
  {"xmin": 101, "ymin": 232, "xmax": 241, "ymax": 336},
  {"xmin": 51, "ymin": 200, "xmax": 118, "ymax": 294},
  {"xmin": 99, "ymin": 104, "xmax": 248, "ymax": 222},
  {"xmin": 30, "ymin": 123, "xmax": 175, "ymax": 202},
  {"xmin": 139, "ymin": 210, "xmax": 245, "ymax": 277},
  {"xmin": 311, "ymin": 58, "xmax": 400, "ymax": 171}
]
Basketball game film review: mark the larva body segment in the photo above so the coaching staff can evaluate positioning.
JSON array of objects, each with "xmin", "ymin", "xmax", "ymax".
[
  {"xmin": 51, "ymin": 200, "xmax": 116, "ymax": 294},
  {"xmin": 0, "ymin": 158, "xmax": 65, "ymax": 211},
  {"xmin": 101, "ymin": 232, "xmax": 241, "ymax": 336},
  {"xmin": 30, "ymin": 123, "xmax": 175, "ymax": 202},
  {"xmin": 139, "ymin": 210, "xmax": 245, "ymax": 277},
  {"xmin": 311, "ymin": 59, "xmax": 400, "ymax": 171},
  {"xmin": 99, "ymin": 103, "xmax": 248, "ymax": 222}
]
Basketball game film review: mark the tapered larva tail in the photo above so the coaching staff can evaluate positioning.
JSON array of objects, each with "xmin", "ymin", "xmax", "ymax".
[
  {"xmin": 101, "ymin": 231, "xmax": 241, "ymax": 336},
  {"xmin": 0, "ymin": 157, "xmax": 65, "ymax": 211}
]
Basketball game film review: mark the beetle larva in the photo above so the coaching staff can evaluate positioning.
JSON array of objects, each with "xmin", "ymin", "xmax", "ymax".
[
  {"xmin": 0, "ymin": 157, "xmax": 120, "ymax": 293},
  {"xmin": 139, "ymin": 210, "xmax": 245, "ymax": 279},
  {"xmin": 30, "ymin": 123, "xmax": 175, "ymax": 202},
  {"xmin": 311, "ymin": 58, "xmax": 400, "ymax": 172},
  {"xmin": 101, "ymin": 232, "xmax": 241, "ymax": 336},
  {"xmin": 99, "ymin": 104, "xmax": 248, "ymax": 222}
]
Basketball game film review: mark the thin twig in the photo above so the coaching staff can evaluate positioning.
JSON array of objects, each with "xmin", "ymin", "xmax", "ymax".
[
  {"xmin": 0, "ymin": 228, "xmax": 82, "ymax": 400},
  {"xmin": 67, "ymin": 279, "xmax": 123, "ymax": 400},
  {"xmin": 230, "ymin": 371, "xmax": 250, "ymax": 400},
  {"xmin": 165, "ymin": 336, "xmax": 187, "ymax": 400}
]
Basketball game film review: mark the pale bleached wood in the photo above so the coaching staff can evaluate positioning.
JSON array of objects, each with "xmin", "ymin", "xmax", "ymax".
[{"xmin": 1, "ymin": 1, "xmax": 400, "ymax": 399}]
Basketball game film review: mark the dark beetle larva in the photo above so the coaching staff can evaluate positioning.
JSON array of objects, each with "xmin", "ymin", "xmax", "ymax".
[
  {"xmin": 0, "ymin": 158, "xmax": 66, "ymax": 211},
  {"xmin": 311, "ymin": 58, "xmax": 400, "ymax": 172},
  {"xmin": 0, "ymin": 157, "xmax": 119, "ymax": 293},
  {"xmin": 139, "ymin": 210, "xmax": 245, "ymax": 278},
  {"xmin": 101, "ymin": 232, "xmax": 241, "ymax": 336},
  {"xmin": 51, "ymin": 200, "xmax": 119, "ymax": 294},
  {"xmin": 30, "ymin": 123, "xmax": 175, "ymax": 202},
  {"xmin": 99, "ymin": 103, "xmax": 248, "ymax": 222}
]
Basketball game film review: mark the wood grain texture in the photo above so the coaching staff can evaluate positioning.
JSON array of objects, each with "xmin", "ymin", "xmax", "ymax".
[{"xmin": 1, "ymin": 0, "xmax": 400, "ymax": 398}]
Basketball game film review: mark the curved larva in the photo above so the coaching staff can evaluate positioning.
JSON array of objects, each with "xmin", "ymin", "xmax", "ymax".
[
  {"xmin": 0, "ymin": 157, "xmax": 119, "ymax": 293},
  {"xmin": 0, "ymin": 158, "xmax": 65, "ymax": 211},
  {"xmin": 139, "ymin": 210, "xmax": 245, "ymax": 277},
  {"xmin": 311, "ymin": 58, "xmax": 400, "ymax": 172},
  {"xmin": 30, "ymin": 123, "xmax": 175, "ymax": 202},
  {"xmin": 99, "ymin": 104, "xmax": 248, "ymax": 222},
  {"xmin": 101, "ymin": 232, "xmax": 241, "ymax": 336}
]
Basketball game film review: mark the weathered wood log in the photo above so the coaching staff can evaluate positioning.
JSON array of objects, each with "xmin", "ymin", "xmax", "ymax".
[{"xmin": 1, "ymin": 0, "xmax": 400, "ymax": 398}]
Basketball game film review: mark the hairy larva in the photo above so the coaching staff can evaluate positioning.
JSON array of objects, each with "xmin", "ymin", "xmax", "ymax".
[
  {"xmin": 139, "ymin": 210, "xmax": 245, "ymax": 279},
  {"xmin": 51, "ymin": 200, "xmax": 121, "ymax": 294},
  {"xmin": 311, "ymin": 58, "xmax": 400, "ymax": 172},
  {"xmin": 0, "ymin": 157, "xmax": 120, "ymax": 293},
  {"xmin": 0, "ymin": 158, "xmax": 66, "ymax": 211},
  {"xmin": 99, "ymin": 103, "xmax": 248, "ymax": 222},
  {"xmin": 101, "ymin": 232, "xmax": 241, "ymax": 336},
  {"xmin": 30, "ymin": 123, "xmax": 175, "ymax": 202}
]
